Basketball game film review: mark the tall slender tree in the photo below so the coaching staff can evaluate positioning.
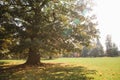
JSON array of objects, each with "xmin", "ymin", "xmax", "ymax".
[{"xmin": 105, "ymin": 35, "xmax": 118, "ymax": 57}]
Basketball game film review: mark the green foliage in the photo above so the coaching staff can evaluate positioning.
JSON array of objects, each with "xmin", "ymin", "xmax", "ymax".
[
  {"xmin": 0, "ymin": 0, "xmax": 98, "ymax": 62},
  {"xmin": 81, "ymin": 46, "xmax": 89, "ymax": 57},
  {"xmin": 88, "ymin": 48, "xmax": 103, "ymax": 57},
  {"xmin": 81, "ymin": 38, "xmax": 104, "ymax": 57}
]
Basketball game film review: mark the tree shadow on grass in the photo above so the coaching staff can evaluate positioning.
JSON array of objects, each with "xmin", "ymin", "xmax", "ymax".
[{"xmin": 0, "ymin": 63, "xmax": 97, "ymax": 80}]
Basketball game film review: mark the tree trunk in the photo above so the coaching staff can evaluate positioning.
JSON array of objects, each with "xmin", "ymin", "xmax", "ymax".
[{"xmin": 25, "ymin": 48, "xmax": 41, "ymax": 65}]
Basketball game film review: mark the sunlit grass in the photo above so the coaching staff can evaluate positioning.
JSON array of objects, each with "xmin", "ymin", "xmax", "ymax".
[
  {"xmin": 43, "ymin": 57, "xmax": 120, "ymax": 80},
  {"xmin": 0, "ymin": 60, "xmax": 25, "ymax": 64},
  {"xmin": 0, "ymin": 57, "xmax": 120, "ymax": 80}
]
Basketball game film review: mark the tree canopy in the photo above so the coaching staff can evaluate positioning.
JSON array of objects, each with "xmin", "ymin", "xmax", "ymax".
[{"xmin": 0, "ymin": 0, "xmax": 98, "ymax": 65}]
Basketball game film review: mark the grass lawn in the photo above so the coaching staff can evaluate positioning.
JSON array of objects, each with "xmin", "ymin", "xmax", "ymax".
[{"xmin": 0, "ymin": 57, "xmax": 120, "ymax": 80}]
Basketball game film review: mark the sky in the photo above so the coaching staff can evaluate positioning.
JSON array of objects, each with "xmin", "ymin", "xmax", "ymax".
[{"xmin": 94, "ymin": 0, "xmax": 120, "ymax": 50}]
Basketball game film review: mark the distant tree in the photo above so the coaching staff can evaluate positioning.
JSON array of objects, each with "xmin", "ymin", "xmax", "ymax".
[
  {"xmin": 111, "ymin": 43, "xmax": 119, "ymax": 56},
  {"xmin": 95, "ymin": 38, "xmax": 104, "ymax": 56},
  {"xmin": 81, "ymin": 46, "xmax": 89, "ymax": 57},
  {"xmin": 118, "ymin": 51, "xmax": 120, "ymax": 56},
  {"xmin": 88, "ymin": 48, "xmax": 99, "ymax": 57},
  {"xmin": 105, "ymin": 35, "xmax": 118, "ymax": 57},
  {"xmin": 88, "ymin": 38, "xmax": 104, "ymax": 57},
  {"xmin": 105, "ymin": 35, "xmax": 113, "ymax": 56},
  {"xmin": 0, "ymin": 0, "xmax": 98, "ymax": 65}
]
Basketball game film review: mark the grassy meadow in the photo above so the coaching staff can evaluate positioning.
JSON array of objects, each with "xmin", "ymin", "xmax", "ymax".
[{"xmin": 0, "ymin": 57, "xmax": 120, "ymax": 80}]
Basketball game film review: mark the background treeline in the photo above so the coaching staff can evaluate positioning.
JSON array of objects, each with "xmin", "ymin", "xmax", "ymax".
[
  {"xmin": 62, "ymin": 35, "xmax": 120, "ymax": 58},
  {"xmin": 0, "ymin": 35, "xmax": 119, "ymax": 59}
]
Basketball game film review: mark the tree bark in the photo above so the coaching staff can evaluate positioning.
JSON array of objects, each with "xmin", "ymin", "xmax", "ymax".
[{"xmin": 25, "ymin": 48, "xmax": 41, "ymax": 65}]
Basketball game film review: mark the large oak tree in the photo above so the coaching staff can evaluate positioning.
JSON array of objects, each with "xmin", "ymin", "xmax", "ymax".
[{"xmin": 0, "ymin": 0, "xmax": 98, "ymax": 65}]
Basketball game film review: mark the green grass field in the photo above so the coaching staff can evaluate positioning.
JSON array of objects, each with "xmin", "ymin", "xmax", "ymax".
[{"xmin": 0, "ymin": 57, "xmax": 120, "ymax": 80}]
